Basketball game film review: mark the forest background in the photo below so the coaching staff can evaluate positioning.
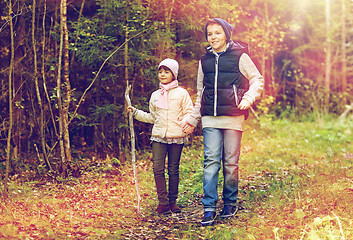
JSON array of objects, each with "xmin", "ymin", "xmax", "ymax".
[
  {"xmin": 1, "ymin": 0, "xmax": 353, "ymax": 182},
  {"xmin": 1, "ymin": 0, "xmax": 353, "ymax": 238},
  {"xmin": 1, "ymin": 0, "xmax": 353, "ymax": 203}
]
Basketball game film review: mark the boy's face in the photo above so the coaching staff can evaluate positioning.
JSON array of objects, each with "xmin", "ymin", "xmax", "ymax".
[
  {"xmin": 158, "ymin": 67, "xmax": 174, "ymax": 84},
  {"xmin": 207, "ymin": 23, "xmax": 227, "ymax": 53}
]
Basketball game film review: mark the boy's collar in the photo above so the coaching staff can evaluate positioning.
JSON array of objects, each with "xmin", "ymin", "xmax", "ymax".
[{"xmin": 206, "ymin": 42, "xmax": 231, "ymax": 55}]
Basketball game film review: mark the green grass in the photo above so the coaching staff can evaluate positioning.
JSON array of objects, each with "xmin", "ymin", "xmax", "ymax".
[
  {"xmin": 1, "ymin": 115, "xmax": 353, "ymax": 239},
  {"xmin": 233, "ymin": 115, "xmax": 353, "ymax": 239}
]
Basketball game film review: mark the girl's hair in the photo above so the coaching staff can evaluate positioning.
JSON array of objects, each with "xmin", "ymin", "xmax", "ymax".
[{"xmin": 158, "ymin": 65, "xmax": 175, "ymax": 79}]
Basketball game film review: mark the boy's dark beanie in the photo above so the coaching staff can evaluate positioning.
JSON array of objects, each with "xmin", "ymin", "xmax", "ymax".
[{"xmin": 204, "ymin": 18, "xmax": 235, "ymax": 43}]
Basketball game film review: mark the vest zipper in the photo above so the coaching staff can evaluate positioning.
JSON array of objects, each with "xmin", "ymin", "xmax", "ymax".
[{"xmin": 214, "ymin": 56, "xmax": 219, "ymax": 116}]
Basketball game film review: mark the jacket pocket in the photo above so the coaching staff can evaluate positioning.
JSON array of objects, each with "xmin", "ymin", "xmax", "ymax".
[
  {"xmin": 233, "ymin": 85, "xmax": 247, "ymax": 106},
  {"xmin": 232, "ymin": 85, "xmax": 239, "ymax": 106}
]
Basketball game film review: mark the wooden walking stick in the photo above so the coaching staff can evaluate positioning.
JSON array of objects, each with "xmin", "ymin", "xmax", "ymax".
[{"xmin": 125, "ymin": 84, "xmax": 141, "ymax": 213}]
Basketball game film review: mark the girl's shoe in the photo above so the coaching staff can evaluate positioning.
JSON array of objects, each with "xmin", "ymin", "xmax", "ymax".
[
  {"xmin": 169, "ymin": 203, "xmax": 181, "ymax": 213},
  {"xmin": 156, "ymin": 204, "xmax": 171, "ymax": 214}
]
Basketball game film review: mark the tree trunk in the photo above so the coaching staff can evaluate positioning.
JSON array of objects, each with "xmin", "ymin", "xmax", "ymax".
[
  {"xmin": 261, "ymin": 0, "xmax": 269, "ymax": 96},
  {"xmin": 4, "ymin": 0, "xmax": 15, "ymax": 197},
  {"xmin": 325, "ymin": 0, "xmax": 331, "ymax": 114},
  {"xmin": 42, "ymin": 0, "xmax": 58, "ymax": 141},
  {"xmin": 32, "ymin": 0, "xmax": 52, "ymax": 172},
  {"xmin": 12, "ymin": 0, "xmax": 27, "ymax": 165},
  {"xmin": 57, "ymin": 0, "xmax": 72, "ymax": 176},
  {"xmin": 341, "ymin": 0, "xmax": 347, "ymax": 107},
  {"xmin": 62, "ymin": 0, "xmax": 72, "ymax": 168},
  {"xmin": 123, "ymin": 0, "xmax": 130, "ymax": 162}
]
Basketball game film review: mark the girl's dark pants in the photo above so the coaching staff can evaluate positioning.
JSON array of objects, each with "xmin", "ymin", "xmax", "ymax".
[{"xmin": 152, "ymin": 141, "xmax": 184, "ymax": 206}]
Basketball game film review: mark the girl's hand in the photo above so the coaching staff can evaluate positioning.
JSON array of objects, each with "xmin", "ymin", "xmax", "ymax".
[
  {"xmin": 127, "ymin": 106, "xmax": 135, "ymax": 113},
  {"xmin": 181, "ymin": 121, "xmax": 195, "ymax": 134},
  {"xmin": 238, "ymin": 99, "xmax": 251, "ymax": 110}
]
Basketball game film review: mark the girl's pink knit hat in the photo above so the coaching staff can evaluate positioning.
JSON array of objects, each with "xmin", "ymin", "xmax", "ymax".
[{"xmin": 158, "ymin": 58, "xmax": 179, "ymax": 80}]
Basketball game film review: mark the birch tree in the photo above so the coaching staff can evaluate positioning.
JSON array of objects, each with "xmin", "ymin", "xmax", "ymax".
[
  {"xmin": 57, "ymin": 0, "xmax": 72, "ymax": 176},
  {"xmin": 62, "ymin": 0, "xmax": 72, "ymax": 169},
  {"xmin": 4, "ymin": 0, "xmax": 15, "ymax": 197}
]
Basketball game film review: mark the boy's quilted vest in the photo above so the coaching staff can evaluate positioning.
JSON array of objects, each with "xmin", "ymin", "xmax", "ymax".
[{"xmin": 201, "ymin": 41, "xmax": 250, "ymax": 118}]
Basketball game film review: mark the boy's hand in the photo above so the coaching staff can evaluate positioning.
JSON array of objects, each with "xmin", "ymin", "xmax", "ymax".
[
  {"xmin": 181, "ymin": 120, "xmax": 195, "ymax": 134},
  {"xmin": 238, "ymin": 99, "xmax": 251, "ymax": 110}
]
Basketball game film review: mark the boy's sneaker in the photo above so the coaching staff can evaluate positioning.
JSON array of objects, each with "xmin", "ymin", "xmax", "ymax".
[
  {"xmin": 201, "ymin": 211, "xmax": 216, "ymax": 226},
  {"xmin": 219, "ymin": 205, "xmax": 238, "ymax": 219}
]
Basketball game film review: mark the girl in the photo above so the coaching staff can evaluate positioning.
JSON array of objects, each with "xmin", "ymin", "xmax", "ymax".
[{"xmin": 128, "ymin": 58, "xmax": 193, "ymax": 214}]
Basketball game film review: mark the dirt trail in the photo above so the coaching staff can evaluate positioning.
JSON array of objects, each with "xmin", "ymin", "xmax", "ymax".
[{"xmin": 119, "ymin": 205, "xmax": 204, "ymax": 239}]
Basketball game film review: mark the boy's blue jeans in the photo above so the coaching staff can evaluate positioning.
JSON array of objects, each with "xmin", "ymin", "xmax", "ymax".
[
  {"xmin": 152, "ymin": 141, "xmax": 184, "ymax": 206},
  {"xmin": 202, "ymin": 128, "xmax": 242, "ymax": 212}
]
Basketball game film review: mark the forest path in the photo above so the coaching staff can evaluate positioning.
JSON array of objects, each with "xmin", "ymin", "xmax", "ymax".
[{"xmin": 119, "ymin": 205, "xmax": 204, "ymax": 239}]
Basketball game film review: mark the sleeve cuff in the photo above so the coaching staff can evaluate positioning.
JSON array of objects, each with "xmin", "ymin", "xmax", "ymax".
[
  {"xmin": 242, "ymin": 95, "xmax": 255, "ymax": 105},
  {"xmin": 132, "ymin": 108, "xmax": 138, "ymax": 117},
  {"xmin": 185, "ymin": 116, "xmax": 199, "ymax": 127}
]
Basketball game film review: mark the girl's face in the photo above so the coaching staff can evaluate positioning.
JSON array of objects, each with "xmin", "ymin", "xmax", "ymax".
[
  {"xmin": 158, "ymin": 67, "xmax": 174, "ymax": 84},
  {"xmin": 207, "ymin": 24, "xmax": 227, "ymax": 53}
]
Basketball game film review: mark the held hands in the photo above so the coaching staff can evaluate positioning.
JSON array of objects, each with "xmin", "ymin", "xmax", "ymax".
[
  {"xmin": 180, "ymin": 99, "xmax": 251, "ymax": 135},
  {"xmin": 238, "ymin": 98, "xmax": 251, "ymax": 110},
  {"xmin": 181, "ymin": 120, "xmax": 195, "ymax": 134}
]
